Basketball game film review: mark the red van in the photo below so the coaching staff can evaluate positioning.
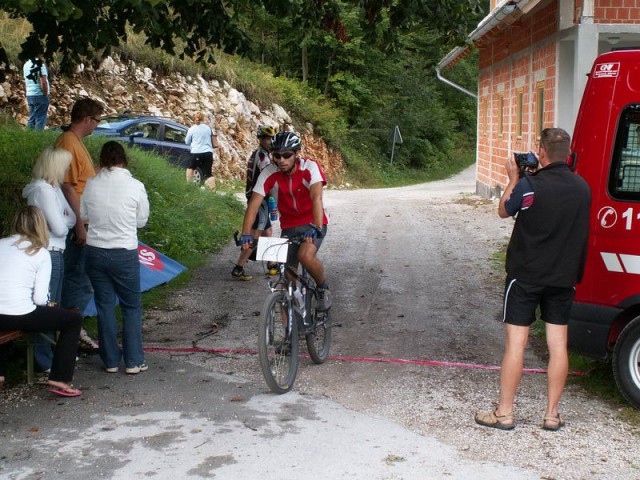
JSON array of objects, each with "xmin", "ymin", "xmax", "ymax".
[{"xmin": 569, "ymin": 49, "xmax": 640, "ymax": 408}]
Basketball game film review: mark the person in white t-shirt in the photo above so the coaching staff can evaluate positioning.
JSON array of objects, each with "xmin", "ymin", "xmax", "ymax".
[
  {"xmin": 23, "ymin": 47, "xmax": 50, "ymax": 130},
  {"xmin": 82, "ymin": 141, "xmax": 150, "ymax": 375},
  {"xmin": 185, "ymin": 112, "xmax": 218, "ymax": 190},
  {"xmin": 0, "ymin": 206, "xmax": 82, "ymax": 397}
]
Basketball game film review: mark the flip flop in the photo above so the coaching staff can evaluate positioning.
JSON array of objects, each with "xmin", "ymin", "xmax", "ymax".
[{"xmin": 49, "ymin": 387, "xmax": 82, "ymax": 397}]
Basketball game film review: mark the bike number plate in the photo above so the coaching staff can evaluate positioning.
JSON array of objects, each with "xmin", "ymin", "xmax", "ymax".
[{"xmin": 256, "ymin": 237, "xmax": 289, "ymax": 263}]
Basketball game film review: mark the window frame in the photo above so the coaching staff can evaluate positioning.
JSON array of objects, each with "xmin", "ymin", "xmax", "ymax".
[{"xmin": 608, "ymin": 103, "xmax": 640, "ymax": 202}]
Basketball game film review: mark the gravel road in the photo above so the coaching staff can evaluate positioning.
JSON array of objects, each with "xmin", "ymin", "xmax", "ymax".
[{"xmin": 144, "ymin": 166, "xmax": 640, "ymax": 480}]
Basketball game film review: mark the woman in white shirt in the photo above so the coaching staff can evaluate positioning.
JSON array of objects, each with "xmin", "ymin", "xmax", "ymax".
[
  {"xmin": 0, "ymin": 206, "xmax": 82, "ymax": 396},
  {"xmin": 185, "ymin": 111, "xmax": 218, "ymax": 190},
  {"xmin": 82, "ymin": 141, "xmax": 150, "ymax": 375},
  {"xmin": 23, "ymin": 147, "xmax": 76, "ymax": 372}
]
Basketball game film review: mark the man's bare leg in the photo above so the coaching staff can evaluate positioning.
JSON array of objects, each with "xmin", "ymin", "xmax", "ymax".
[{"xmin": 496, "ymin": 324, "xmax": 530, "ymax": 419}]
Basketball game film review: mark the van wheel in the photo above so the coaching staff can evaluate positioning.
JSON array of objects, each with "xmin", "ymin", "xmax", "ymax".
[{"xmin": 612, "ymin": 316, "xmax": 640, "ymax": 409}]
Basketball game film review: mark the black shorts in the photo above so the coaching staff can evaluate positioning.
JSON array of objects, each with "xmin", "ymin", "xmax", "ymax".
[
  {"xmin": 281, "ymin": 224, "xmax": 327, "ymax": 270},
  {"xmin": 251, "ymin": 199, "xmax": 272, "ymax": 232},
  {"xmin": 503, "ymin": 278, "xmax": 575, "ymax": 326},
  {"xmin": 188, "ymin": 152, "xmax": 213, "ymax": 179}
]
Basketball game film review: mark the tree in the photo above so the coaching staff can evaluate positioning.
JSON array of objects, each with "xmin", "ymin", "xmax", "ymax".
[{"xmin": 4, "ymin": 0, "xmax": 483, "ymax": 71}]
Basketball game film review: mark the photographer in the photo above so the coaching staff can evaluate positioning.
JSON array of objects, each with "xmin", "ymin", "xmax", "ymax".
[
  {"xmin": 23, "ymin": 47, "xmax": 49, "ymax": 130},
  {"xmin": 475, "ymin": 128, "xmax": 591, "ymax": 432}
]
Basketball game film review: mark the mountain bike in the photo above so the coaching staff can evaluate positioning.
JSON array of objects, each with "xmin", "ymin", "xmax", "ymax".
[{"xmin": 253, "ymin": 235, "xmax": 332, "ymax": 394}]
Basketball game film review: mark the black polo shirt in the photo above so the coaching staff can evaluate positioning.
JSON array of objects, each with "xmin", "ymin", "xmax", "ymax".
[{"xmin": 505, "ymin": 162, "xmax": 591, "ymax": 288}]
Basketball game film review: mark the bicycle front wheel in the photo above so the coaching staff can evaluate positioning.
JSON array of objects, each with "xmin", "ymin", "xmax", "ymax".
[
  {"xmin": 258, "ymin": 290, "xmax": 299, "ymax": 394},
  {"xmin": 305, "ymin": 290, "xmax": 332, "ymax": 364}
]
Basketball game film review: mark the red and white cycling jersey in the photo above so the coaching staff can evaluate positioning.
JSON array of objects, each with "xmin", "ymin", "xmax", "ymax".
[{"xmin": 253, "ymin": 157, "xmax": 328, "ymax": 229}]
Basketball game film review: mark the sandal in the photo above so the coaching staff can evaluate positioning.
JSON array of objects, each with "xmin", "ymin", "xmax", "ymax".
[
  {"xmin": 475, "ymin": 408, "xmax": 515, "ymax": 430},
  {"xmin": 542, "ymin": 413, "xmax": 565, "ymax": 431}
]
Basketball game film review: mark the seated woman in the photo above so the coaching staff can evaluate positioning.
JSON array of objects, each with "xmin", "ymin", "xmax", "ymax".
[
  {"xmin": 0, "ymin": 206, "xmax": 82, "ymax": 396},
  {"xmin": 82, "ymin": 141, "xmax": 150, "ymax": 374}
]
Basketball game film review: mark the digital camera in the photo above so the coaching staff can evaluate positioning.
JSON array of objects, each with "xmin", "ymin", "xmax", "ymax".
[{"xmin": 513, "ymin": 151, "xmax": 538, "ymax": 177}]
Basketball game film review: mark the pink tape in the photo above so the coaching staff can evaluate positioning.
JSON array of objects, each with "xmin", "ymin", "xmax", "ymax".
[{"xmin": 142, "ymin": 346, "xmax": 587, "ymax": 376}]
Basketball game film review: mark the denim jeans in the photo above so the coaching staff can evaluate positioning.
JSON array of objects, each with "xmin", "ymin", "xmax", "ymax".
[
  {"xmin": 34, "ymin": 250, "xmax": 63, "ymax": 371},
  {"xmin": 86, "ymin": 246, "xmax": 144, "ymax": 369},
  {"xmin": 26, "ymin": 95, "xmax": 49, "ymax": 130},
  {"xmin": 61, "ymin": 229, "xmax": 93, "ymax": 313}
]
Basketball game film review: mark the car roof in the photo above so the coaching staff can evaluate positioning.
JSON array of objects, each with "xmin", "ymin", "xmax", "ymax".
[{"xmin": 96, "ymin": 114, "xmax": 187, "ymax": 130}]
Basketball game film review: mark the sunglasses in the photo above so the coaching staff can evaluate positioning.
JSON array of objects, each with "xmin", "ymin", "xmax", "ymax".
[{"xmin": 272, "ymin": 152, "xmax": 295, "ymax": 159}]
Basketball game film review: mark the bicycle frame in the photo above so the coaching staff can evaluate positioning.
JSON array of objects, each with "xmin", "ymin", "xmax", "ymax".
[{"xmin": 267, "ymin": 262, "xmax": 314, "ymax": 335}]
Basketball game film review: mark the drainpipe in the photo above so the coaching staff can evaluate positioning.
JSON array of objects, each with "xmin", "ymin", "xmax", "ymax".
[
  {"xmin": 435, "ymin": 47, "xmax": 477, "ymax": 99},
  {"xmin": 435, "ymin": 0, "xmax": 533, "ymax": 96}
]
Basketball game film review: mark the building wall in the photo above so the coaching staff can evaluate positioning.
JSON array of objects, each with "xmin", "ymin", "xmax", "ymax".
[
  {"xmin": 594, "ymin": 0, "xmax": 640, "ymax": 24},
  {"xmin": 476, "ymin": 1, "xmax": 559, "ymax": 197}
]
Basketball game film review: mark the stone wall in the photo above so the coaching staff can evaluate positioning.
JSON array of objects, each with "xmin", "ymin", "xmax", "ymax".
[{"xmin": 0, "ymin": 55, "xmax": 346, "ymax": 184}]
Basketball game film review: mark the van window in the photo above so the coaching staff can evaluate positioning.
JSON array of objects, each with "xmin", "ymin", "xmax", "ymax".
[{"xmin": 609, "ymin": 104, "xmax": 640, "ymax": 201}]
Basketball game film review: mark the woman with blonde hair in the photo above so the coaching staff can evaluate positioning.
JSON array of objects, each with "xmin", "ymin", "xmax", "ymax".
[
  {"xmin": 185, "ymin": 111, "xmax": 218, "ymax": 189},
  {"xmin": 0, "ymin": 206, "xmax": 82, "ymax": 396},
  {"xmin": 23, "ymin": 147, "xmax": 77, "ymax": 372}
]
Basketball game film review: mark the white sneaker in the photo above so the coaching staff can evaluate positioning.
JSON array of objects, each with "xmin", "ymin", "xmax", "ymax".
[
  {"xmin": 125, "ymin": 363, "xmax": 148, "ymax": 374},
  {"xmin": 104, "ymin": 367, "xmax": 118, "ymax": 373}
]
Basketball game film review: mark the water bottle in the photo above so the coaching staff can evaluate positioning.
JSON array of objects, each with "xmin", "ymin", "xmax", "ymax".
[{"xmin": 268, "ymin": 196, "xmax": 278, "ymax": 222}]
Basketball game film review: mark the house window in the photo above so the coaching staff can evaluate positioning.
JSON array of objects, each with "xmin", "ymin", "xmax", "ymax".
[
  {"xmin": 608, "ymin": 104, "xmax": 640, "ymax": 201},
  {"xmin": 516, "ymin": 89, "xmax": 524, "ymax": 138},
  {"xmin": 499, "ymin": 95, "xmax": 504, "ymax": 137},
  {"xmin": 535, "ymin": 83, "xmax": 544, "ymax": 138}
]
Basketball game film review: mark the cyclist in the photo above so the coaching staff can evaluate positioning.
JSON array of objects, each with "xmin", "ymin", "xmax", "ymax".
[
  {"xmin": 232, "ymin": 125, "xmax": 278, "ymax": 281},
  {"xmin": 240, "ymin": 131, "xmax": 331, "ymax": 311}
]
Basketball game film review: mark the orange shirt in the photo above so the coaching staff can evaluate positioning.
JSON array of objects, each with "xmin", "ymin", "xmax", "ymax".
[{"xmin": 55, "ymin": 130, "xmax": 96, "ymax": 197}]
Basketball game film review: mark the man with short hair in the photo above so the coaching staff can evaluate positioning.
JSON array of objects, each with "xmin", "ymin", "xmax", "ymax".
[
  {"xmin": 475, "ymin": 128, "xmax": 591, "ymax": 431},
  {"xmin": 55, "ymin": 98, "xmax": 105, "ymax": 350},
  {"xmin": 240, "ymin": 131, "xmax": 331, "ymax": 311},
  {"xmin": 231, "ymin": 125, "xmax": 277, "ymax": 281},
  {"xmin": 23, "ymin": 47, "xmax": 49, "ymax": 130}
]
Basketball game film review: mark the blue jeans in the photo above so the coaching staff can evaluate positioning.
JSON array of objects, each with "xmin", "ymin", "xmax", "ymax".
[
  {"xmin": 61, "ymin": 229, "xmax": 93, "ymax": 313},
  {"xmin": 86, "ymin": 246, "xmax": 144, "ymax": 369},
  {"xmin": 34, "ymin": 250, "xmax": 63, "ymax": 371},
  {"xmin": 26, "ymin": 95, "xmax": 49, "ymax": 130}
]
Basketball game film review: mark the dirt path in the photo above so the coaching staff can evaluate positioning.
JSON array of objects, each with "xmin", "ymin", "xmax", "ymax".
[{"xmin": 145, "ymin": 166, "xmax": 640, "ymax": 480}]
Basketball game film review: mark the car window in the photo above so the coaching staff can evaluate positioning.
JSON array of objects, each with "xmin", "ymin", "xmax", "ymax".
[
  {"xmin": 164, "ymin": 124, "xmax": 186, "ymax": 143},
  {"xmin": 608, "ymin": 104, "xmax": 640, "ymax": 201},
  {"xmin": 123, "ymin": 122, "xmax": 160, "ymax": 140}
]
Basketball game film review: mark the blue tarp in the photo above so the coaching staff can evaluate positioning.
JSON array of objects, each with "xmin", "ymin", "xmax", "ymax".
[{"xmin": 83, "ymin": 242, "xmax": 187, "ymax": 317}]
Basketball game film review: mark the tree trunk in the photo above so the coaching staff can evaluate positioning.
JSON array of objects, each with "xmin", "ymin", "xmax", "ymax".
[
  {"xmin": 301, "ymin": 45, "xmax": 309, "ymax": 83},
  {"xmin": 323, "ymin": 48, "xmax": 336, "ymax": 96}
]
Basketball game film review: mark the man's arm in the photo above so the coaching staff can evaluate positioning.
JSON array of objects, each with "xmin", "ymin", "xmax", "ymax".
[
  {"xmin": 240, "ymin": 192, "xmax": 265, "ymax": 249},
  {"xmin": 39, "ymin": 74, "xmax": 48, "ymax": 96},
  {"xmin": 309, "ymin": 182, "xmax": 324, "ymax": 229},
  {"xmin": 498, "ymin": 156, "xmax": 520, "ymax": 218},
  {"xmin": 62, "ymin": 182, "xmax": 86, "ymax": 245}
]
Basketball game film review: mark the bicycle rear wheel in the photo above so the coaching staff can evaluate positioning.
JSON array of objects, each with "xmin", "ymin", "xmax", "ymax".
[
  {"xmin": 258, "ymin": 290, "xmax": 299, "ymax": 393},
  {"xmin": 305, "ymin": 290, "xmax": 332, "ymax": 364}
]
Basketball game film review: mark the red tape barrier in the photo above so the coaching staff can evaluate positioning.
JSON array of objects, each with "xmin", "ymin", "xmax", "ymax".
[{"xmin": 143, "ymin": 346, "xmax": 588, "ymax": 376}]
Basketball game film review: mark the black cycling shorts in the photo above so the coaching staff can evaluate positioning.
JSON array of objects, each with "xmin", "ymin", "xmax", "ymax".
[
  {"xmin": 503, "ymin": 278, "xmax": 575, "ymax": 326},
  {"xmin": 188, "ymin": 152, "xmax": 213, "ymax": 178},
  {"xmin": 281, "ymin": 224, "xmax": 327, "ymax": 270},
  {"xmin": 251, "ymin": 199, "xmax": 272, "ymax": 232}
]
